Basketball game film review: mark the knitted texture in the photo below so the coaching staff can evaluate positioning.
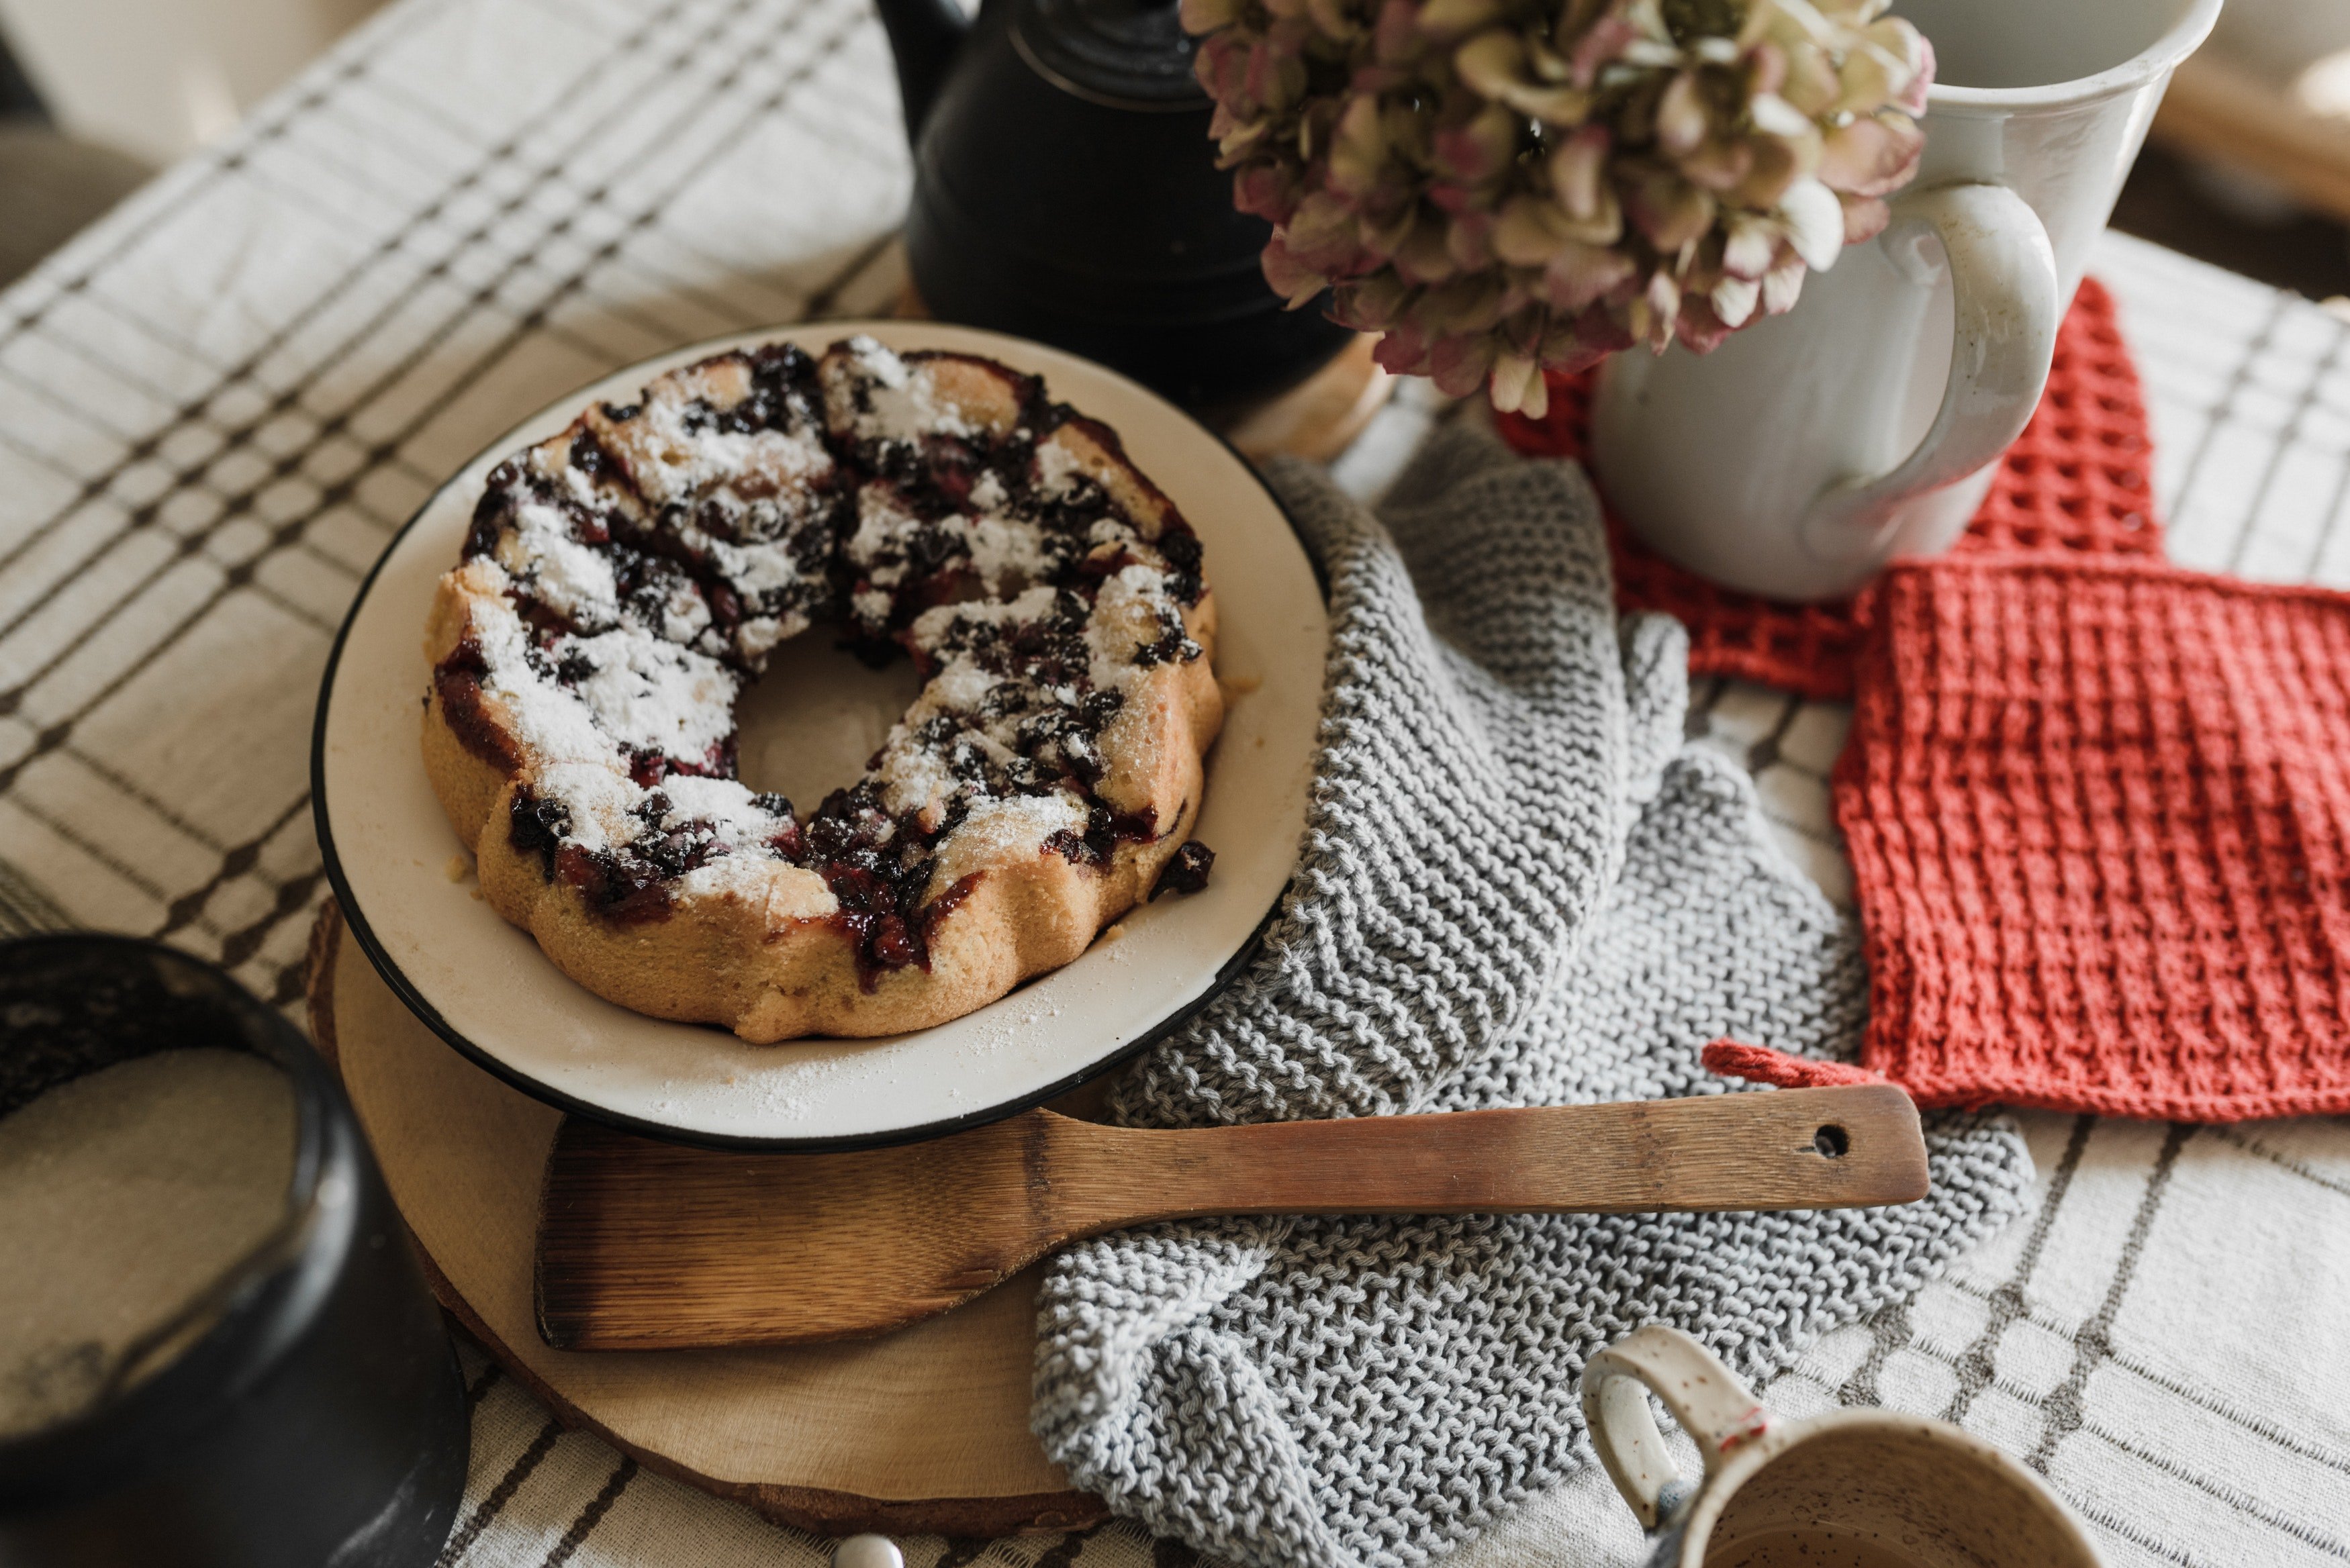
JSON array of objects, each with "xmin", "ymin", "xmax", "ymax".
[
  {"xmin": 1833, "ymin": 554, "xmax": 2350, "ymax": 1122},
  {"xmin": 1494, "ymin": 277, "xmax": 2162, "ymax": 699},
  {"xmin": 1031, "ymin": 423, "xmax": 2035, "ymax": 1568}
]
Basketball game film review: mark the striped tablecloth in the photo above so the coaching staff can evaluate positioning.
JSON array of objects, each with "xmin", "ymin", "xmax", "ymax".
[{"xmin": 1, "ymin": 1, "xmax": 2345, "ymax": 1563}]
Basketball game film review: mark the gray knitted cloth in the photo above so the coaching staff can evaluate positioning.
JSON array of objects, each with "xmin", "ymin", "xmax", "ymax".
[{"xmin": 1030, "ymin": 422, "xmax": 2034, "ymax": 1568}]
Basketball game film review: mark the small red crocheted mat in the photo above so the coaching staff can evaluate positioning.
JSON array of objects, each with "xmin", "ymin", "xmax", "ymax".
[
  {"xmin": 1495, "ymin": 277, "xmax": 2163, "ymax": 700},
  {"xmin": 1816, "ymin": 556, "xmax": 2350, "ymax": 1121}
]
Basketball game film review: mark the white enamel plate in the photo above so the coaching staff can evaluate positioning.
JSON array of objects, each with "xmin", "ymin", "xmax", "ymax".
[{"xmin": 313, "ymin": 322, "xmax": 1327, "ymax": 1148}]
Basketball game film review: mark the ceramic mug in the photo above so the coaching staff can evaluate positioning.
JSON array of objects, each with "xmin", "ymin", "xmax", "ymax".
[
  {"xmin": 1589, "ymin": 0, "xmax": 2222, "ymax": 602},
  {"xmin": 0, "ymin": 936, "xmax": 467, "ymax": 1568},
  {"xmin": 1582, "ymin": 1326, "xmax": 2102, "ymax": 1567}
]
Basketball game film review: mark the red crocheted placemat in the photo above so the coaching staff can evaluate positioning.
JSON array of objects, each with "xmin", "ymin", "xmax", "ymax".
[
  {"xmin": 1822, "ymin": 556, "xmax": 2350, "ymax": 1121},
  {"xmin": 1495, "ymin": 277, "xmax": 2163, "ymax": 700}
]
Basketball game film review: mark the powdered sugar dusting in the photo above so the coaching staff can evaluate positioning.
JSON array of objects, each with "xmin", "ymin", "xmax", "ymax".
[
  {"xmin": 934, "ymin": 793, "xmax": 1089, "ymax": 891},
  {"xmin": 844, "ymin": 334, "xmax": 974, "ymax": 444},
  {"xmin": 496, "ymin": 501, "xmax": 616, "ymax": 628},
  {"xmin": 658, "ymin": 775, "xmax": 786, "ymax": 842},
  {"xmin": 531, "ymin": 763, "xmax": 642, "ymax": 854},
  {"xmin": 621, "ymin": 387, "xmax": 829, "ymax": 505},
  {"xmin": 563, "ymin": 628, "xmax": 740, "ymax": 761},
  {"xmin": 466, "ymin": 592, "xmax": 620, "ymax": 767},
  {"xmin": 1035, "ymin": 439, "xmax": 1082, "ymax": 496}
]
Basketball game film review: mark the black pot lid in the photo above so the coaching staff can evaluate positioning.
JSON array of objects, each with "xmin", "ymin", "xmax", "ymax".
[{"xmin": 1011, "ymin": 0, "xmax": 1207, "ymax": 111}]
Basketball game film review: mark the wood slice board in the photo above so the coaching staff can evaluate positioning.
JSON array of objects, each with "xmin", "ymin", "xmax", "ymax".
[
  {"xmin": 890, "ymin": 283, "xmax": 1394, "ymax": 463},
  {"xmin": 1217, "ymin": 334, "xmax": 1395, "ymax": 464},
  {"xmin": 2153, "ymin": 52, "xmax": 2350, "ymax": 225},
  {"xmin": 305, "ymin": 900, "xmax": 1103, "ymax": 1536}
]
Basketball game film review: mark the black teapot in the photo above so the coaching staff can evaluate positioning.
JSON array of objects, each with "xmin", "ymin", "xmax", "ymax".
[{"xmin": 876, "ymin": 0, "xmax": 1351, "ymax": 410}]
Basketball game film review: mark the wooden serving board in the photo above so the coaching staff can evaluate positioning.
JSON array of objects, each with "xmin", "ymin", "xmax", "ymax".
[
  {"xmin": 892, "ymin": 284, "xmax": 1395, "ymax": 463},
  {"xmin": 2153, "ymin": 52, "xmax": 2350, "ymax": 226},
  {"xmin": 305, "ymin": 901, "xmax": 1103, "ymax": 1536}
]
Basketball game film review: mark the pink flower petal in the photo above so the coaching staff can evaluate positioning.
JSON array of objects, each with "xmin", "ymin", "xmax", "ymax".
[
  {"xmin": 1373, "ymin": 0, "xmax": 1419, "ymax": 62},
  {"xmin": 1675, "ymin": 295, "xmax": 1735, "ymax": 354},
  {"xmin": 1817, "ymin": 113, "xmax": 1922, "ymax": 199},
  {"xmin": 1261, "ymin": 236, "xmax": 1331, "ymax": 307},
  {"xmin": 1548, "ymin": 125, "xmax": 1610, "ymax": 222},
  {"xmin": 1720, "ymin": 215, "xmax": 1777, "ymax": 279},
  {"xmin": 1543, "ymin": 241, "xmax": 1635, "ymax": 311},
  {"xmin": 1233, "ymin": 164, "xmax": 1300, "ymax": 223},
  {"xmin": 1178, "ymin": 0, "xmax": 1239, "ymax": 34},
  {"xmin": 1897, "ymin": 36, "xmax": 1934, "ymax": 115},
  {"xmin": 1487, "ymin": 352, "xmax": 1546, "ymax": 416},
  {"xmin": 1626, "ymin": 168, "xmax": 1715, "ymax": 252},
  {"xmin": 1432, "ymin": 103, "xmax": 1518, "ymax": 187},
  {"xmin": 1568, "ymin": 13, "xmax": 1637, "ymax": 89},
  {"xmin": 1777, "ymin": 177, "xmax": 1844, "ymax": 271},
  {"xmin": 1372, "ymin": 322, "xmax": 1432, "ymax": 375},
  {"xmin": 1428, "ymin": 332, "xmax": 1499, "ymax": 396},
  {"xmin": 1656, "ymin": 71, "xmax": 1709, "ymax": 158},
  {"xmin": 1840, "ymin": 192, "xmax": 1890, "ymax": 245}
]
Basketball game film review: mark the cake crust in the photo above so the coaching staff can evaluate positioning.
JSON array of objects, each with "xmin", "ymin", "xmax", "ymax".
[{"xmin": 419, "ymin": 338, "xmax": 1222, "ymax": 1042}]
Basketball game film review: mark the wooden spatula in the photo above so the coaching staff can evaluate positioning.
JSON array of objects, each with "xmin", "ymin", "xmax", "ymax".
[{"xmin": 536, "ymin": 1083, "xmax": 1926, "ymax": 1350}]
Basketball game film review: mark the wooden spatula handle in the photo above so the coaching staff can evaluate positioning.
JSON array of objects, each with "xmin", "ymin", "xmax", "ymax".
[
  {"xmin": 538, "ymin": 1084, "xmax": 1928, "ymax": 1349},
  {"xmin": 1045, "ymin": 1084, "xmax": 1926, "ymax": 1228}
]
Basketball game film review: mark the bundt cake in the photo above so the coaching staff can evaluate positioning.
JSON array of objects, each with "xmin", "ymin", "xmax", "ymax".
[{"xmin": 420, "ymin": 336, "xmax": 1223, "ymax": 1042}]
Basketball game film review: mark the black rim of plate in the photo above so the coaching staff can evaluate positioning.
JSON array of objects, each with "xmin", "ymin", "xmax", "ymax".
[{"xmin": 309, "ymin": 320, "xmax": 1326, "ymax": 1152}]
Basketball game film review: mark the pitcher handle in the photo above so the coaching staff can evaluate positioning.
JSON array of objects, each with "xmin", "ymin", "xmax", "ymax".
[
  {"xmin": 1581, "ymin": 1326, "xmax": 1777, "ymax": 1531},
  {"xmin": 1796, "ymin": 181, "xmax": 2060, "ymax": 571}
]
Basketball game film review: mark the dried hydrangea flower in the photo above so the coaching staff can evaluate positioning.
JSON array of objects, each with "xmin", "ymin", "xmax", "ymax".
[{"xmin": 1184, "ymin": 0, "xmax": 1934, "ymax": 416}]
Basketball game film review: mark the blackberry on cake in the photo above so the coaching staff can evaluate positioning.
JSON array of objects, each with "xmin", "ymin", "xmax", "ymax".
[{"xmin": 421, "ymin": 336, "xmax": 1223, "ymax": 1042}]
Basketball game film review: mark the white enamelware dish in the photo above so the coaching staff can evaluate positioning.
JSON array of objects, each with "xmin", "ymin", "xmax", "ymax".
[{"xmin": 312, "ymin": 320, "xmax": 1327, "ymax": 1149}]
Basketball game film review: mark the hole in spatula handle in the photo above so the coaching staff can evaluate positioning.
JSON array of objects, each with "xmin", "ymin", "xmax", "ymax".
[{"xmin": 1813, "ymin": 1124, "xmax": 1850, "ymax": 1159}]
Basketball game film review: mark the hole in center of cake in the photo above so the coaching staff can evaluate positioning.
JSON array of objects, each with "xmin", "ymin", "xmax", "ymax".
[{"xmin": 733, "ymin": 620, "xmax": 925, "ymax": 814}]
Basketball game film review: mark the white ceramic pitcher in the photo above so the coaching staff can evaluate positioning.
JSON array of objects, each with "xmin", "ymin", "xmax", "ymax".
[{"xmin": 1590, "ymin": 0, "xmax": 2222, "ymax": 603}]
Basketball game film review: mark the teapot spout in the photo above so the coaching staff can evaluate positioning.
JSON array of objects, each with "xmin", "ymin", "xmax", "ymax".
[{"xmin": 872, "ymin": 0, "xmax": 969, "ymax": 142}]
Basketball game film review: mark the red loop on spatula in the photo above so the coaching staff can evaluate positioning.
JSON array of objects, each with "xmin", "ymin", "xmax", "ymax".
[
  {"xmin": 1703, "ymin": 1040, "xmax": 1889, "ymax": 1090},
  {"xmin": 1495, "ymin": 278, "xmax": 2163, "ymax": 699}
]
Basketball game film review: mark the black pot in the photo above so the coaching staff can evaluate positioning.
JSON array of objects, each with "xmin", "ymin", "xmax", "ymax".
[
  {"xmin": 0, "ymin": 935, "xmax": 467, "ymax": 1568},
  {"xmin": 882, "ymin": 0, "xmax": 1352, "ymax": 411}
]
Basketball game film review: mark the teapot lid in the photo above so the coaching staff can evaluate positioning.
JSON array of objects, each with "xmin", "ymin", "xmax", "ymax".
[{"xmin": 1010, "ymin": 0, "xmax": 1207, "ymax": 111}]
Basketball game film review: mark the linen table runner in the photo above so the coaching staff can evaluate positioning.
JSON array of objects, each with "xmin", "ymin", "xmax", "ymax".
[{"xmin": 0, "ymin": 0, "xmax": 2343, "ymax": 1549}]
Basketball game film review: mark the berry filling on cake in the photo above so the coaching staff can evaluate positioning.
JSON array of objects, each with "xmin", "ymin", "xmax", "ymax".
[{"xmin": 421, "ymin": 336, "xmax": 1223, "ymax": 1039}]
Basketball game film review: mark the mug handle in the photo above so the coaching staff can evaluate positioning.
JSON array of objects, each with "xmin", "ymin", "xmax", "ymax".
[
  {"xmin": 1796, "ymin": 181, "xmax": 2061, "ymax": 570},
  {"xmin": 1581, "ymin": 1326, "xmax": 1777, "ymax": 1531}
]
